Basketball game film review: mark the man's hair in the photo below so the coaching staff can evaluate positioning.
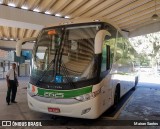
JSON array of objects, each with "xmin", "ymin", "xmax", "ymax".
[{"xmin": 12, "ymin": 63, "xmax": 16, "ymax": 66}]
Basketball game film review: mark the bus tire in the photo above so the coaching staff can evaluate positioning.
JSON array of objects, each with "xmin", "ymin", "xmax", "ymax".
[
  {"xmin": 113, "ymin": 84, "xmax": 120, "ymax": 108},
  {"xmin": 133, "ymin": 76, "xmax": 138, "ymax": 90}
]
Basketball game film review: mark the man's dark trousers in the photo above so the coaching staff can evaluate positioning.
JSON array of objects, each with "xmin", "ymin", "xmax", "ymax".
[{"xmin": 6, "ymin": 80, "xmax": 17, "ymax": 103}]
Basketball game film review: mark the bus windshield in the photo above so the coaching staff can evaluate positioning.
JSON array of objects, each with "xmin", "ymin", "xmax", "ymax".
[{"xmin": 31, "ymin": 24, "xmax": 101, "ymax": 84}]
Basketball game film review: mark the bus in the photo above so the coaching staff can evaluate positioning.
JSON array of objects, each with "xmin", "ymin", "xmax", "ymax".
[{"xmin": 16, "ymin": 17, "xmax": 139, "ymax": 119}]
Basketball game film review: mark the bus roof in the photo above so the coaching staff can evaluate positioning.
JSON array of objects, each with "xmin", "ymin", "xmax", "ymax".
[{"xmin": 45, "ymin": 17, "xmax": 127, "ymax": 39}]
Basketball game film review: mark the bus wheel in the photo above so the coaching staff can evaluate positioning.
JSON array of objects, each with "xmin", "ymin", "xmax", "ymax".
[
  {"xmin": 133, "ymin": 76, "xmax": 138, "ymax": 90},
  {"xmin": 113, "ymin": 85, "xmax": 120, "ymax": 109}
]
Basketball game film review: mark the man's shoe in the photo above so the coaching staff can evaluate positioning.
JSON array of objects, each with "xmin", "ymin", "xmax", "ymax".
[
  {"xmin": 11, "ymin": 101, "xmax": 17, "ymax": 103},
  {"xmin": 7, "ymin": 102, "xmax": 10, "ymax": 105}
]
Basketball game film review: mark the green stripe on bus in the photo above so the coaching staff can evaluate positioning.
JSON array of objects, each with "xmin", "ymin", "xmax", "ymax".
[{"xmin": 37, "ymin": 86, "xmax": 92, "ymax": 98}]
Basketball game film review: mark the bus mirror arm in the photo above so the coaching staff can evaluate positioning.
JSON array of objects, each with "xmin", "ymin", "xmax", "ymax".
[
  {"xmin": 94, "ymin": 30, "xmax": 111, "ymax": 54},
  {"xmin": 16, "ymin": 37, "xmax": 37, "ymax": 57}
]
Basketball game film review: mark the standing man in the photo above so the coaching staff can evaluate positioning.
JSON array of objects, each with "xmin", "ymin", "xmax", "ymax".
[{"xmin": 6, "ymin": 63, "xmax": 19, "ymax": 105}]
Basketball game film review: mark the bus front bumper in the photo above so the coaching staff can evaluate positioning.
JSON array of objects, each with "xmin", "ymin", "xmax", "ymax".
[{"xmin": 27, "ymin": 93, "xmax": 102, "ymax": 119}]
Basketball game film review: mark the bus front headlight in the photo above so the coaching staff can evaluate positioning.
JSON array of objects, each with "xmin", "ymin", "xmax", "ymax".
[{"xmin": 75, "ymin": 89, "xmax": 101, "ymax": 102}]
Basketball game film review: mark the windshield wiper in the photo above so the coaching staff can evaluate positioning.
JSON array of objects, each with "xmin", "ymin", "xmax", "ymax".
[
  {"xmin": 36, "ymin": 28, "xmax": 75, "ymax": 88},
  {"xmin": 36, "ymin": 49, "xmax": 58, "ymax": 85},
  {"xmin": 57, "ymin": 39, "xmax": 76, "ymax": 88},
  {"xmin": 36, "ymin": 28, "xmax": 65, "ymax": 85},
  {"xmin": 60, "ymin": 61, "xmax": 76, "ymax": 88}
]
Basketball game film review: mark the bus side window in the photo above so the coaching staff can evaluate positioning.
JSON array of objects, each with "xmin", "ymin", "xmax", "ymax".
[
  {"xmin": 115, "ymin": 33, "xmax": 123, "ymax": 61},
  {"xmin": 101, "ymin": 36, "xmax": 116, "ymax": 73},
  {"xmin": 124, "ymin": 42, "xmax": 128, "ymax": 57},
  {"xmin": 101, "ymin": 44, "xmax": 111, "ymax": 72},
  {"xmin": 101, "ymin": 43, "xmax": 107, "ymax": 72},
  {"xmin": 106, "ymin": 45, "xmax": 111, "ymax": 70}
]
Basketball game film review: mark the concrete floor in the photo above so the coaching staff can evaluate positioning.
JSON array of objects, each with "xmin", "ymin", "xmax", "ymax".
[
  {"xmin": 0, "ymin": 77, "xmax": 53, "ymax": 120},
  {"xmin": 118, "ymin": 85, "xmax": 160, "ymax": 120},
  {"xmin": 0, "ymin": 74, "xmax": 160, "ymax": 129}
]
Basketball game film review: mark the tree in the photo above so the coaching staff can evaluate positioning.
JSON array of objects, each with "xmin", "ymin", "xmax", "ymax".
[{"xmin": 129, "ymin": 31, "xmax": 160, "ymax": 68}]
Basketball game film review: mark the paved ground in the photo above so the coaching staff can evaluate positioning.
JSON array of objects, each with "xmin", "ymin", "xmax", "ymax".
[
  {"xmin": 0, "ymin": 73, "xmax": 160, "ymax": 129},
  {"xmin": 118, "ymin": 74, "xmax": 160, "ymax": 120},
  {"xmin": 0, "ymin": 77, "xmax": 51, "ymax": 120}
]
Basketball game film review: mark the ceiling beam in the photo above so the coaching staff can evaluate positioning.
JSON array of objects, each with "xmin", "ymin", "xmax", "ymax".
[
  {"xmin": 60, "ymin": 0, "xmax": 88, "ymax": 16},
  {"xmin": 106, "ymin": 0, "xmax": 152, "ymax": 19},
  {"xmin": 95, "ymin": 0, "xmax": 136, "ymax": 17},
  {"xmin": 120, "ymin": 11, "xmax": 160, "ymax": 30},
  {"xmin": 81, "ymin": 0, "xmax": 118, "ymax": 17},
  {"xmin": 112, "ymin": 0, "xmax": 156, "ymax": 22},
  {"xmin": 0, "ymin": 5, "xmax": 66, "ymax": 30},
  {"xmin": 38, "ymin": 0, "xmax": 56, "ymax": 12},
  {"xmin": 0, "ymin": 18, "xmax": 43, "ymax": 30},
  {"xmin": 0, "ymin": 40, "xmax": 34, "ymax": 50},
  {"xmin": 49, "ymin": 0, "xmax": 72, "ymax": 14},
  {"xmin": 117, "ymin": 4, "xmax": 160, "ymax": 25},
  {"xmin": 70, "ymin": 0, "xmax": 104, "ymax": 18},
  {"xmin": 129, "ymin": 21, "xmax": 160, "ymax": 37}
]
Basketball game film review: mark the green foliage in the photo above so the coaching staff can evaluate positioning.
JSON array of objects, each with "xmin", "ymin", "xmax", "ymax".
[{"xmin": 129, "ymin": 31, "xmax": 160, "ymax": 67}]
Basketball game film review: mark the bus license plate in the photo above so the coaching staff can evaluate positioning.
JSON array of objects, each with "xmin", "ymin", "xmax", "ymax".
[{"xmin": 48, "ymin": 107, "xmax": 60, "ymax": 113}]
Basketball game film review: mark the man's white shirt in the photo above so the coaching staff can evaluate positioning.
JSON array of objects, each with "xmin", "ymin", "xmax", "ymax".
[{"xmin": 6, "ymin": 69, "xmax": 18, "ymax": 80}]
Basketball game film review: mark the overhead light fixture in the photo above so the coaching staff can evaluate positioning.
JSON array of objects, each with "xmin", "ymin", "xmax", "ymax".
[
  {"xmin": 94, "ymin": 19, "xmax": 100, "ymax": 22},
  {"xmin": 21, "ymin": 5, "xmax": 28, "ymax": 10},
  {"xmin": 64, "ymin": 16, "xmax": 70, "ymax": 19},
  {"xmin": 8, "ymin": 3, "xmax": 16, "ymax": 7},
  {"xmin": 151, "ymin": 0, "xmax": 159, "ymax": 20},
  {"xmin": 10, "ymin": 38, "xmax": 14, "ymax": 41},
  {"xmin": 33, "ymin": 8, "xmax": 40, "ymax": 12},
  {"xmin": 55, "ymin": 13, "xmax": 61, "ymax": 17},
  {"xmin": 45, "ymin": 11, "xmax": 51, "ymax": 15},
  {"xmin": 152, "ymin": 14, "xmax": 159, "ymax": 20},
  {"xmin": 4, "ymin": 37, "xmax": 8, "ymax": 40}
]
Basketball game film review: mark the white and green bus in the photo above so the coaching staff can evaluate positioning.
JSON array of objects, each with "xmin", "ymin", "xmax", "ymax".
[{"xmin": 16, "ymin": 18, "xmax": 138, "ymax": 119}]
